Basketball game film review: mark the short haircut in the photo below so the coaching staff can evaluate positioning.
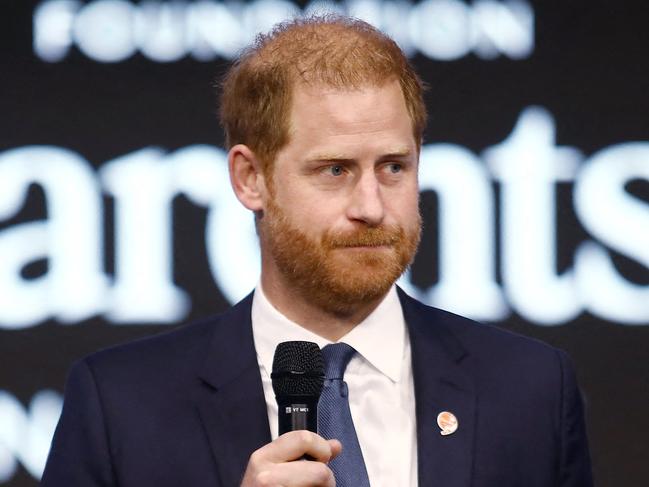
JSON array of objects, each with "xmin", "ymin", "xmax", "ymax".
[{"xmin": 219, "ymin": 15, "xmax": 427, "ymax": 173}]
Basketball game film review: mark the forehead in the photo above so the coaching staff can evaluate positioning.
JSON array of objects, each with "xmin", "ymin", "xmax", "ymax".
[{"xmin": 285, "ymin": 80, "xmax": 415, "ymax": 155}]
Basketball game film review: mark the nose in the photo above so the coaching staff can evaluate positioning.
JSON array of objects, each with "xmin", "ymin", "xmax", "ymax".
[{"xmin": 346, "ymin": 172, "xmax": 385, "ymax": 226}]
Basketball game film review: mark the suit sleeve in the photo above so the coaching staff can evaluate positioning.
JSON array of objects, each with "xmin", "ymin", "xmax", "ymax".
[
  {"xmin": 556, "ymin": 350, "xmax": 594, "ymax": 487},
  {"xmin": 40, "ymin": 359, "xmax": 117, "ymax": 486}
]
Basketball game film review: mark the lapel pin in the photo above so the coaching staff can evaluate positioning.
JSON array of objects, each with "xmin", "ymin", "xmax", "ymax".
[{"xmin": 437, "ymin": 411, "xmax": 458, "ymax": 436}]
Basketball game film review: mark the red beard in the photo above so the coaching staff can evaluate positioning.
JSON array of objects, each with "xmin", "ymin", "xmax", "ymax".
[{"xmin": 260, "ymin": 197, "xmax": 421, "ymax": 314}]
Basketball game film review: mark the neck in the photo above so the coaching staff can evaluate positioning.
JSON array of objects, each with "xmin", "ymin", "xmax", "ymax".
[{"xmin": 260, "ymin": 268, "xmax": 388, "ymax": 342}]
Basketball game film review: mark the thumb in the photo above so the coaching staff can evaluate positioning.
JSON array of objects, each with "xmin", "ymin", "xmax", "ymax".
[{"xmin": 327, "ymin": 439, "xmax": 343, "ymax": 460}]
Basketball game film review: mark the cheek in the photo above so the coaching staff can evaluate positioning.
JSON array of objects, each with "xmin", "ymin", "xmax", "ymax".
[
  {"xmin": 282, "ymin": 186, "xmax": 344, "ymax": 218},
  {"xmin": 386, "ymin": 187, "xmax": 420, "ymax": 220},
  {"xmin": 272, "ymin": 191, "xmax": 338, "ymax": 233}
]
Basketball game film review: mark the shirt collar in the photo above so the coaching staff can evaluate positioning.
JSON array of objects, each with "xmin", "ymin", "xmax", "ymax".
[{"xmin": 251, "ymin": 284, "xmax": 406, "ymax": 383}]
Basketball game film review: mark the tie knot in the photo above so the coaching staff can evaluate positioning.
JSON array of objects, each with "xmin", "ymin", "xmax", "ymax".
[{"xmin": 321, "ymin": 343, "xmax": 356, "ymax": 380}]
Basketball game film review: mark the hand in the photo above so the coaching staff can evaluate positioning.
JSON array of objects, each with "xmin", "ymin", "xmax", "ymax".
[{"xmin": 241, "ymin": 430, "xmax": 342, "ymax": 486}]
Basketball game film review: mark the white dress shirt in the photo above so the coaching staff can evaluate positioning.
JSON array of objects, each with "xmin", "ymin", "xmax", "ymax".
[{"xmin": 251, "ymin": 285, "xmax": 418, "ymax": 487}]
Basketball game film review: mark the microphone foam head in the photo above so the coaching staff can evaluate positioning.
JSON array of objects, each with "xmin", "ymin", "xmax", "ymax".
[{"xmin": 271, "ymin": 341, "xmax": 324, "ymax": 398}]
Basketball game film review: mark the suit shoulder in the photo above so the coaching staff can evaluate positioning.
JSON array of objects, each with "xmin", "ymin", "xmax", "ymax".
[
  {"xmin": 400, "ymin": 289, "xmax": 565, "ymax": 364},
  {"xmin": 81, "ymin": 294, "xmax": 253, "ymax": 380},
  {"xmin": 402, "ymin": 292, "xmax": 574, "ymax": 408}
]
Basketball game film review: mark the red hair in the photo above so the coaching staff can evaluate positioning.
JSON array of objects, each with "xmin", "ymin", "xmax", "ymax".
[{"xmin": 220, "ymin": 15, "xmax": 426, "ymax": 172}]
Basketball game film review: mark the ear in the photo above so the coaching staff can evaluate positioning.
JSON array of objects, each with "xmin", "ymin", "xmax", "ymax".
[{"xmin": 228, "ymin": 144, "xmax": 268, "ymax": 211}]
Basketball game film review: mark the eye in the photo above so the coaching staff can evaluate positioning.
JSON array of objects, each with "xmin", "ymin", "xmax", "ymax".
[
  {"xmin": 386, "ymin": 163, "xmax": 402, "ymax": 174},
  {"xmin": 329, "ymin": 165, "xmax": 345, "ymax": 176}
]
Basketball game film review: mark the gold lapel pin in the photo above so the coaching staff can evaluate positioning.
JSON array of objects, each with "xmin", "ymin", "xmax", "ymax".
[{"xmin": 437, "ymin": 411, "xmax": 458, "ymax": 436}]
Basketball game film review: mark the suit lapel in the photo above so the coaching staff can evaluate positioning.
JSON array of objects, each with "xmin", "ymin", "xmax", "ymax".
[
  {"xmin": 195, "ymin": 294, "xmax": 272, "ymax": 486},
  {"xmin": 399, "ymin": 289, "xmax": 476, "ymax": 487}
]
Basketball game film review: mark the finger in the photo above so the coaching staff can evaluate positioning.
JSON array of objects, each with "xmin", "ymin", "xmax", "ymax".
[
  {"xmin": 264, "ymin": 460, "xmax": 335, "ymax": 487},
  {"xmin": 264, "ymin": 431, "xmax": 336, "ymax": 463},
  {"xmin": 327, "ymin": 439, "xmax": 342, "ymax": 460}
]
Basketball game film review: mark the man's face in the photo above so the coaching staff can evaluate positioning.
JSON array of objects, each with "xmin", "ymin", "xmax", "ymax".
[{"xmin": 259, "ymin": 80, "xmax": 421, "ymax": 314}]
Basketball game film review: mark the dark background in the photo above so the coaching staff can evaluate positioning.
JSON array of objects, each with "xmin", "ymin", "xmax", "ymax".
[{"xmin": 1, "ymin": 1, "xmax": 648, "ymax": 485}]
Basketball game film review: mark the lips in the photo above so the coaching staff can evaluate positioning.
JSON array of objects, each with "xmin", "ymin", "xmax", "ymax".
[
  {"xmin": 326, "ymin": 233, "xmax": 401, "ymax": 248},
  {"xmin": 335, "ymin": 241, "xmax": 394, "ymax": 248}
]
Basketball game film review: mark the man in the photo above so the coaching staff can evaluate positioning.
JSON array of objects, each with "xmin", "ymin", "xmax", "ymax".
[{"xmin": 42, "ymin": 16, "xmax": 593, "ymax": 487}]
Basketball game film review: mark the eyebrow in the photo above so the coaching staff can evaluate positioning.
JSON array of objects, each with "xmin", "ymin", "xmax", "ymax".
[{"xmin": 307, "ymin": 148, "xmax": 413, "ymax": 163}]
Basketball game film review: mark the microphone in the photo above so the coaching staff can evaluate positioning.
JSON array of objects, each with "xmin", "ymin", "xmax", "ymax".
[{"xmin": 271, "ymin": 341, "xmax": 324, "ymax": 435}]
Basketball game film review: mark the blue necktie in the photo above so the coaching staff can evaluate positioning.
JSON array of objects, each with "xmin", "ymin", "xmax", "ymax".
[{"xmin": 318, "ymin": 343, "xmax": 371, "ymax": 487}]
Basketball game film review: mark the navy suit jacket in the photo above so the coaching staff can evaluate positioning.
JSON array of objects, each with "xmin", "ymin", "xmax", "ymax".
[{"xmin": 42, "ymin": 289, "xmax": 593, "ymax": 486}]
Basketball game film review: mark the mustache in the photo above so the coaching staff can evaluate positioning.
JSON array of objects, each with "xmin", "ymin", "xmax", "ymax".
[{"xmin": 323, "ymin": 226, "xmax": 404, "ymax": 248}]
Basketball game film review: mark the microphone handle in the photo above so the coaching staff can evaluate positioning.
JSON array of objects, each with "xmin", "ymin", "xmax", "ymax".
[{"xmin": 277, "ymin": 396, "xmax": 319, "ymax": 435}]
